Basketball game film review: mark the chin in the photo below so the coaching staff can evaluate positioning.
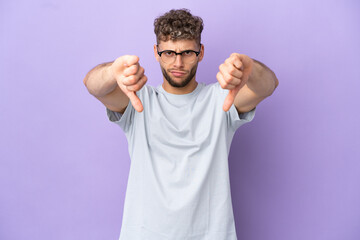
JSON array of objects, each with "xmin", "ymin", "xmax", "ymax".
[
  {"xmin": 161, "ymin": 64, "xmax": 198, "ymax": 88},
  {"xmin": 167, "ymin": 78, "xmax": 191, "ymax": 88},
  {"xmin": 163, "ymin": 71, "xmax": 191, "ymax": 88}
]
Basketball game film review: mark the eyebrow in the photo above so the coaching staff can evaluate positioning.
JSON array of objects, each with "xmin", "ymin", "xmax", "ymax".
[
  {"xmin": 157, "ymin": 47, "xmax": 197, "ymax": 51},
  {"xmin": 157, "ymin": 44, "xmax": 201, "ymax": 52}
]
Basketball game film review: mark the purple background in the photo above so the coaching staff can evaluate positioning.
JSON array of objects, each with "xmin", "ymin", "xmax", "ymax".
[{"xmin": 1, "ymin": 0, "xmax": 359, "ymax": 239}]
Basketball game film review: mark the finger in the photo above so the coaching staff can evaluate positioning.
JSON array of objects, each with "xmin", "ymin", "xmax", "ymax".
[
  {"xmin": 232, "ymin": 57, "xmax": 243, "ymax": 70},
  {"xmin": 123, "ymin": 64, "xmax": 139, "ymax": 77},
  {"xmin": 223, "ymin": 87, "xmax": 241, "ymax": 112},
  {"xmin": 219, "ymin": 64, "xmax": 242, "ymax": 84},
  {"xmin": 225, "ymin": 54, "xmax": 241, "ymax": 69},
  {"xmin": 112, "ymin": 55, "xmax": 139, "ymax": 75},
  {"xmin": 126, "ymin": 91, "xmax": 144, "ymax": 112},
  {"xmin": 122, "ymin": 67, "xmax": 145, "ymax": 85},
  {"xmin": 235, "ymin": 54, "xmax": 254, "ymax": 78},
  {"xmin": 216, "ymin": 72, "xmax": 238, "ymax": 89},
  {"xmin": 126, "ymin": 75, "xmax": 147, "ymax": 92}
]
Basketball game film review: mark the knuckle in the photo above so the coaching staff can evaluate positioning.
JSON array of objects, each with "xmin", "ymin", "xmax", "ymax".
[
  {"xmin": 216, "ymin": 72, "xmax": 223, "ymax": 81},
  {"xmin": 219, "ymin": 63, "xmax": 225, "ymax": 71},
  {"xmin": 228, "ymin": 67, "xmax": 236, "ymax": 75},
  {"xmin": 128, "ymin": 65, "xmax": 137, "ymax": 74},
  {"xmin": 126, "ymin": 75, "xmax": 137, "ymax": 85},
  {"xmin": 232, "ymin": 54, "xmax": 240, "ymax": 62},
  {"xmin": 124, "ymin": 66, "xmax": 134, "ymax": 76},
  {"xmin": 133, "ymin": 63, "xmax": 139, "ymax": 71},
  {"xmin": 216, "ymin": 72, "xmax": 221, "ymax": 80},
  {"xmin": 224, "ymin": 75, "xmax": 233, "ymax": 83},
  {"xmin": 219, "ymin": 80, "xmax": 228, "ymax": 88}
]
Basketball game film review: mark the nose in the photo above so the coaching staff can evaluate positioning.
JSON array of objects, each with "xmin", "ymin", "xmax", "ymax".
[{"xmin": 173, "ymin": 54, "xmax": 184, "ymax": 68}]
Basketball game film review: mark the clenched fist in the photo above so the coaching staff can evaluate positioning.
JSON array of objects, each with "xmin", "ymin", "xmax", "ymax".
[
  {"xmin": 110, "ymin": 55, "xmax": 147, "ymax": 112},
  {"xmin": 216, "ymin": 53, "xmax": 253, "ymax": 112}
]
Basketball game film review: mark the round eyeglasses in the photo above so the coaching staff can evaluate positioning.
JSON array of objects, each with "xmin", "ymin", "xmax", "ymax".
[{"xmin": 157, "ymin": 45, "xmax": 202, "ymax": 64}]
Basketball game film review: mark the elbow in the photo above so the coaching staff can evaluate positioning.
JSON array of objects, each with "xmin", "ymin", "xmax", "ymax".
[
  {"xmin": 83, "ymin": 74, "xmax": 88, "ymax": 86},
  {"xmin": 273, "ymin": 77, "xmax": 279, "ymax": 93},
  {"xmin": 83, "ymin": 71, "xmax": 92, "ymax": 90},
  {"xmin": 83, "ymin": 75, "xmax": 99, "ymax": 97},
  {"xmin": 83, "ymin": 75, "xmax": 89, "ymax": 89},
  {"xmin": 83, "ymin": 75, "xmax": 93, "ymax": 94},
  {"xmin": 268, "ymin": 72, "xmax": 279, "ymax": 96},
  {"xmin": 262, "ymin": 76, "xmax": 279, "ymax": 98},
  {"xmin": 274, "ymin": 74, "xmax": 279, "ymax": 88}
]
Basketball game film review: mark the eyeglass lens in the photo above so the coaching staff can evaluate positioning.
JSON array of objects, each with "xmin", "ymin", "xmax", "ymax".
[{"xmin": 160, "ymin": 51, "xmax": 198, "ymax": 63}]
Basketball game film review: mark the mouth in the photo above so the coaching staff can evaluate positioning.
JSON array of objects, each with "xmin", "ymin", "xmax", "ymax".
[{"xmin": 170, "ymin": 70, "xmax": 187, "ymax": 77}]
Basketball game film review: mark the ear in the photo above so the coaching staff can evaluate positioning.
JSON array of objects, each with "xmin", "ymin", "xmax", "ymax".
[
  {"xmin": 154, "ymin": 44, "xmax": 160, "ymax": 62},
  {"xmin": 198, "ymin": 44, "xmax": 205, "ymax": 62}
]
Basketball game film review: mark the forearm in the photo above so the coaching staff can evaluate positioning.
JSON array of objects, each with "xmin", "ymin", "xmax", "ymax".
[
  {"xmin": 246, "ymin": 59, "xmax": 279, "ymax": 97},
  {"xmin": 83, "ymin": 61, "xmax": 118, "ymax": 97}
]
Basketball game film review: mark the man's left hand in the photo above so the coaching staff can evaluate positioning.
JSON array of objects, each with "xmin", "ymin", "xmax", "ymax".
[{"xmin": 216, "ymin": 53, "xmax": 254, "ymax": 112}]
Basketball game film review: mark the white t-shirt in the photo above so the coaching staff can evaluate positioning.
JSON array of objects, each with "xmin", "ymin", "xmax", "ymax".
[{"xmin": 107, "ymin": 82, "xmax": 255, "ymax": 240}]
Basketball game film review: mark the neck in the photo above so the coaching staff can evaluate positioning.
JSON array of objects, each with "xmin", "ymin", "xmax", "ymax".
[{"xmin": 162, "ymin": 78, "xmax": 198, "ymax": 95}]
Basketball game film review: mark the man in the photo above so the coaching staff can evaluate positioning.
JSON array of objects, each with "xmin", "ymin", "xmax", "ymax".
[{"xmin": 84, "ymin": 9, "xmax": 278, "ymax": 240}]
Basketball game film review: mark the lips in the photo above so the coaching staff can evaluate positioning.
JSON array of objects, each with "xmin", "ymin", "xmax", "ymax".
[{"xmin": 170, "ymin": 70, "xmax": 187, "ymax": 77}]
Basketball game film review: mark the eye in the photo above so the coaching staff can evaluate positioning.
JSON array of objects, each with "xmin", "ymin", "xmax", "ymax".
[
  {"xmin": 183, "ymin": 51, "xmax": 193, "ymax": 56},
  {"xmin": 163, "ymin": 51, "xmax": 175, "ymax": 57}
]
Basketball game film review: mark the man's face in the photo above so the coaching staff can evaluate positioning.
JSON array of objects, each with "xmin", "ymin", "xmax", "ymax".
[{"xmin": 154, "ymin": 39, "xmax": 204, "ymax": 88}]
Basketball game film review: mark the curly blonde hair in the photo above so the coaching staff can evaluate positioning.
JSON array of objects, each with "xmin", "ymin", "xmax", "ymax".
[{"xmin": 154, "ymin": 9, "xmax": 204, "ymax": 44}]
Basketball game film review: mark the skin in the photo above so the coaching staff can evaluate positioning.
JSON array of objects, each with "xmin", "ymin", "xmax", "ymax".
[
  {"xmin": 217, "ymin": 53, "xmax": 279, "ymax": 112},
  {"xmin": 154, "ymin": 39, "xmax": 204, "ymax": 95},
  {"xmin": 83, "ymin": 39, "xmax": 278, "ymax": 114}
]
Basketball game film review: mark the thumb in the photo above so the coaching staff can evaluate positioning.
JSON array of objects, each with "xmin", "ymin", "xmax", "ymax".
[
  {"xmin": 126, "ymin": 91, "xmax": 144, "ymax": 112},
  {"xmin": 118, "ymin": 83, "xmax": 144, "ymax": 112},
  {"xmin": 223, "ymin": 86, "xmax": 241, "ymax": 112}
]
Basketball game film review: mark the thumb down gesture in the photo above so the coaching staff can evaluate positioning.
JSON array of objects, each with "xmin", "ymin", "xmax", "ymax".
[
  {"xmin": 110, "ymin": 55, "xmax": 147, "ymax": 112},
  {"xmin": 216, "ymin": 53, "xmax": 253, "ymax": 112}
]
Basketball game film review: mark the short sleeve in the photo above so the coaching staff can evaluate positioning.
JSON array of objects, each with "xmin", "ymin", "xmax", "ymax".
[
  {"xmin": 106, "ymin": 99, "xmax": 135, "ymax": 134},
  {"xmin": 213, "ymin": 82, "xmax": 256, "ymax": 132},
  {"xmin": 227, "ymin": 104, "xmax": 256, "ymax": 131},
  {"xmin": 105, "ymin": 86, "xmax": 149, "ymax": 134}
]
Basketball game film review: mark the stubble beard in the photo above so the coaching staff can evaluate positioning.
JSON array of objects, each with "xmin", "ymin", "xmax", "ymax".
[{"xmin": 161, "ymin": 63, "xmax": 198, "ymax": 88}]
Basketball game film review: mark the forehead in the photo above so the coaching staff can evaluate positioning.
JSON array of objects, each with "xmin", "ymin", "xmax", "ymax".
[{"xmin": 158, "ymin": 39, "xmax": 199, "ymax": 50}]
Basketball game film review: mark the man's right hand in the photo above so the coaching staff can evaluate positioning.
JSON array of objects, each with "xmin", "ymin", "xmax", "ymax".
[{"xmin": 110, "ymin": 55, "xmax": 147, "ymax": 112}]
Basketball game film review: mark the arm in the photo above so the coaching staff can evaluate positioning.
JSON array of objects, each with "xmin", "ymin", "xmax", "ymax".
[
  {"xmin": 233, "ymin": 58, "xmax": 279, "ymax": 113},
  {"xmin": 217, "ymin": 53, "xmax": 279, "ymax": 113},
  {"xmin": 83, "ymin": 55, "xmax": 147, "ymax": 113},
  {"xmin": 83, "ymin": 61, "xmax": 129, "ymax": 113}
]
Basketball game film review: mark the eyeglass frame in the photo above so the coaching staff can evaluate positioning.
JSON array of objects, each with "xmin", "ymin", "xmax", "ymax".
[{"xmin": 156, "ymin": 44, "xmax": 202, "ymax": 63}]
